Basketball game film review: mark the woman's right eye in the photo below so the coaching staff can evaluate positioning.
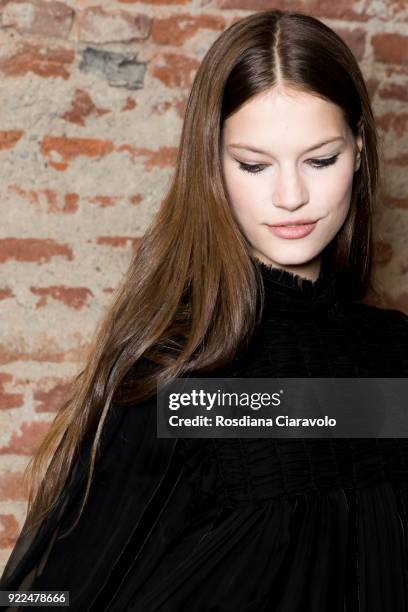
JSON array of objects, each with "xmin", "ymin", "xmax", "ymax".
[{"xmin": 238, "ymin": 162, "xmax": 266, "ymax": 174}]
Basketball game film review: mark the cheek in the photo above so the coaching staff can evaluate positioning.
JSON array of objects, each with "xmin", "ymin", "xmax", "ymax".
[
  {"xmin": 223, "ymin": 174, "xmax": 263, "ymax": 240},
  {"xmin": 228, "ymin": 190, "xmax": 256, "ymax": 233},
  {"xmin": 223, "ymin": 167, "xmax": 260, "ymax": 217},
  {"xmin": 316, "ymin": 163, "xmax": 355, "ymax": 215},
  {"xmin": 223, "ymin": 158, "xmax": 271, "ymax": 212}
]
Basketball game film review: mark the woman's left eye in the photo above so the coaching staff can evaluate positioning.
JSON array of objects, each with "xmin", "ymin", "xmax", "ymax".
[
  {"xmin": 238, "ymin": 153, "xmax": 340, "ymax": 175},
  {"xmin": 309, "ymin": 154, "xmax": 340, "ymax": 169},
  {"xmin": 238, "ymin": 162, "xmax": 265, "ymax": 174}
]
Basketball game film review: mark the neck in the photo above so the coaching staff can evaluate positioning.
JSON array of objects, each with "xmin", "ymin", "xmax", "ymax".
[
  {"xmin": 251, "ymin": 247, "xmax": 339, "ymax": 315},
  {"xmin": 251, "ymin": 252, "xmax": 322, "ymax": 283}
]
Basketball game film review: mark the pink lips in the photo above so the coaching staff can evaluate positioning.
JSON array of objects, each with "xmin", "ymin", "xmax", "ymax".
[{"xmin": 266, "ymin": 221, "xmax": 318, "ymax": 239}]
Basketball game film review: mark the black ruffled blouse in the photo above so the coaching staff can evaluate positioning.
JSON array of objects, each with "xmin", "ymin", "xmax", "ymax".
[{"xmin": 2, "ymin": 253, "xmax": 408, "ymax": 611}]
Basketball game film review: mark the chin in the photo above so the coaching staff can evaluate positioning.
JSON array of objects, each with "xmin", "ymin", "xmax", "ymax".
[{"xmin": 257, "ymin": 249, "xmax": 322, "ymax": 267}]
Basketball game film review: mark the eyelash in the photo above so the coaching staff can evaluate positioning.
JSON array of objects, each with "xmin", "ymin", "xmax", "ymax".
[{"xmin": 237, "ymin": 154, "xmax": 340, "ymax": 174}]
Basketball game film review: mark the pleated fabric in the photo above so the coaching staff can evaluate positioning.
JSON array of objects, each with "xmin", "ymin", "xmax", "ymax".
[{"xmin": 1, "ymin": 249, "xmax": 408, "ymax": 611}]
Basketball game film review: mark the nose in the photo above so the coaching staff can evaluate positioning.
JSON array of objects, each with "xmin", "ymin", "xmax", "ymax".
[{"xmin": 272, "ymin": 166, "xmax": 309, "ymax": 211}]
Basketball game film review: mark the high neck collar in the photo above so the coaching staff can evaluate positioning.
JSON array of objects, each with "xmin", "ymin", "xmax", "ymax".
[{"xmin": 252, "ymin": 249, "xmax": 339, "ymax": 314}]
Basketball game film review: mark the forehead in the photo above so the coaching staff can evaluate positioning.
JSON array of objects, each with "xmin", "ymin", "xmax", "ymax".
[{"xmin": 222, "ymin": 86, "xmax": 348, "ymax": 147}]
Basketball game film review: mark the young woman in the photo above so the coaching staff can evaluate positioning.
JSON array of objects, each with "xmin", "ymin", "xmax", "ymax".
[{"xmin": 1, "ymin": 9, "xmax": 408, "ymax": 611}]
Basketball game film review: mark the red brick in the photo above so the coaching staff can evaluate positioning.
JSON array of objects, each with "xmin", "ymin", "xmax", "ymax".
[
  {"xmin": 30, "ymin": 285, "xmax": 94, "ymax": 309},
  {"xmin": 1, "ymin": 0, "xmax": 73, "ymax": 38},
  {"xmin": 0, "ymin": 471, "xmax": 25, "ymax": 501},
  {"xmin": 373, "ymin": 239, "xmax": 393, "ymax": 266},
  {"xmin": 115, "ymin": 144, "xmax": 178, "ymax": 170},
  {"xmin": 122, "ymin": 97, "xmax": 138, "ymax": 111},
  {"xmin": 61, "ymin": 89, "xmax": 110, "ymax": 126},
  {"xmin": 0, "ymin": 373, "xmax": 24, "ymax": 411},
  {"xmin": 335, "ymin": 27, "xmax": 366, "ymax": 61},
  {"xmin": 76, "ymin": 7, "xmax": 151, "ymax": 43},
  {"xmin": 378, "ymin": 82, "xmax": 408, "ymax": 103},
  {"xmin": 117, "ymin": 0, "xmax": 188, "ymax": 5},
  {"xmin": 0, "ymin": 343, "xmax": 89, "ymax": 366},
  {"xmin": 151, "ymin": 13, "xmax": 225, "ymax": 46},
  {"xmin": 0, "ymin": 287, "xmax": 14, "ymax": 300},
  {"xmin": 0, "ymin": 130, "xmax": 23, "ymax": 150},
  {"xmin": 7, "ymin": 186, "xmax": 80, "ymax": 214},
  {"xmin": 151, "ymin": 52, "xmax": 200, "ymax": 88},
  {"xmin": 0, "ymin": 514, "xmax": 20, "ymax": 549},
  {"xmin": 372, "ymin": 33, "xmax": 408, "ymax": 65},
  {"xmin": 88, "ymin": 195, "xmax": 120, "ymax": 208},
  {"xmin": 376, "ymin": 112, "xmax": 408, "ymax": 138},
  {"xmin": 64, "ymin": 193, "xmax": 80, "ymax": 213},
  {"xmin": 214, "ymin": 0, "xmax": 370, "ymax": 21},
  {"xmin": 0, "ymin": 41, "xmax": 74, "ymax": 79},
  {"xmin": 0, "ymin": 238, "xmax": 73, "ymax": 264},
  {"xmin": 384, "ymin": 195, "xmax": 408, "ymax": 209},
  {"xmin": 33, "ymin": 379, "xmax": 73, "ymax": 413},
  {"xmin": 0, "ymin": 421, "xmax": 52, "ymax": 456},
  {"xmin": 129, "ymin": 193, "xmax": 143, "ymax": 206},
  {"xmin": 96, "ymin": 236, "xmax": 141, "ymax": 249},
  {"xmin": 40, "ymin": 136, "xmax": 115, "ymax": 171},
  {"xmin": 387, "ymin": 152, "xmax": 408, "ymax": 165}
]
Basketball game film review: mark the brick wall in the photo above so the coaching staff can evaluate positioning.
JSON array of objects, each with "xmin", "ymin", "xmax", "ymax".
[{"xmin": 0, "ymin": 0, "xmax": 407, "ymax": 574}]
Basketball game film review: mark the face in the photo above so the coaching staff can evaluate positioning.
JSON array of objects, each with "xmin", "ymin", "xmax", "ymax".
[{"xmin": 220, "ymin": 85, "xmax": 363, "ymax": 281}]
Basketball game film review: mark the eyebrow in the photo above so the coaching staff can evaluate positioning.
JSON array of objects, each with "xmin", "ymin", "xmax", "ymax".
[{"xmin": 227, "ymin": 136, "xmax": 345, "ymax": 155}]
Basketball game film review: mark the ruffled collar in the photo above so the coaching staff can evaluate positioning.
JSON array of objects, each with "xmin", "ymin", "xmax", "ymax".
[{"xmin": 252, "ymin": 248, "xmax": 339, "ymax": 314}]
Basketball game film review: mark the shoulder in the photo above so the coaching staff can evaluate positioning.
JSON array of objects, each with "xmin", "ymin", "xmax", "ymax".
[
  {"xmin": 337, "ymin": 301, "xmax": 408, "ymax": 375},
  {"xmin": 341, "ymin": 299, "xmax": 407, "ymax": 322},
  {"xmin": 339, "ymin": 300, "xmax": 408, "ymax": 341},
  {"xmin": 379, "ymin": 306, "xmax": 408, "ymax": 332}
]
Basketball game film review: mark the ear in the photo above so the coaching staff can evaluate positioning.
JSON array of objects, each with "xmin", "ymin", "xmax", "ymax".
[{"xmin": 354, "ymin": 118, "xmax": 363, "ymax": 172}]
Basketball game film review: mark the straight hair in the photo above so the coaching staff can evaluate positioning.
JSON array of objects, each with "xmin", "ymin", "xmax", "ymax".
[{"xmin": 20, "ymin": 9, "xmax": 381, "ymax": 535}]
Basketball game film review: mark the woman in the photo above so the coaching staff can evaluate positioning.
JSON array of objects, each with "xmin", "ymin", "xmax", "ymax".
[{"xmin": 1, "ymin": 8, "xmax": 408, "ymax": 611}]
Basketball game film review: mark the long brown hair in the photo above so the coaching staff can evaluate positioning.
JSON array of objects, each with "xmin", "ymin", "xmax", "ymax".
[{"xmin": 21, "ymin": 9, "xmax": 381, "ymax": 534}]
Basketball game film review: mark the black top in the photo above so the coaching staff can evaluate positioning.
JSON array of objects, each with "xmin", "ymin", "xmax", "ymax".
[{"xmin": 1, "ymin": 254, "xmax": 408, "ymax": 612}]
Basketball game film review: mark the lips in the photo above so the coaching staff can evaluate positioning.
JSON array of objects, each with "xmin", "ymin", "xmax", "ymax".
[
  {"xmin": 266, "ymin": 220, "xmax": 319, "ymax": 240},
  {"xmin": 269, "ymin": 219, "xmax": 318, "ymax": 227}
]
